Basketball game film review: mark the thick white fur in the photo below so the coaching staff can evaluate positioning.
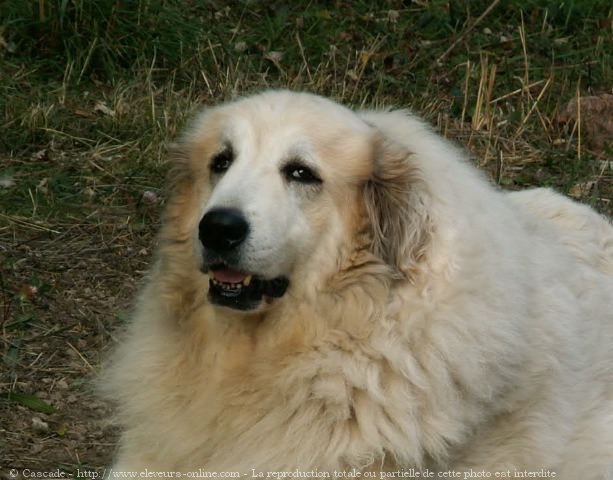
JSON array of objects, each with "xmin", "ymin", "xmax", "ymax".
[{"xmin": 103, "ymin": 91, "xmax": 613, "ymax": 478}]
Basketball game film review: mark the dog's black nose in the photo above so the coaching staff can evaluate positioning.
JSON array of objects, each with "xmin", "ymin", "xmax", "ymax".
[{"xmin": 199, "ymin": 208, "xmax": 249, "ymax": 252}]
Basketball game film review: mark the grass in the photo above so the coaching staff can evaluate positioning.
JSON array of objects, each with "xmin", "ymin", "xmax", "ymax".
[{"xmin": 0, "ymin": 0, "xmax": 612, "ymax": 470}]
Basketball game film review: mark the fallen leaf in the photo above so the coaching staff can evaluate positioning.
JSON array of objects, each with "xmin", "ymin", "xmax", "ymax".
[
  {"xmin": 19, "ymin": 284, "xmax": 38, "ymax": 299},
  {"xmin": 0, "ymin": 174, "xmax": 14, "ymax": 188},
  {"xmin": 33, "ymin": 149, "xmax": 48, "ymax": 160},
  {"xmin": 554, "ymin": 37, "xmax": 570, "ymax": 45},
  {"xmin": 52, "ymin": 422, "xmax": 68, "ymax": 436},
  {"xmin": 569, "ymin": 181, "xmax": 595, "ymax": 199},
  {"xmin": 37, "ymin": 177, "xmax": 49, "ymax": 194},
  {"xmin": 94, "ymin": 101, "xmax": 116, "ymax": 117},
  {"xmin": 74, "ymin": 109, "xmax": 96, "ymax": 119},
  {"xmin": 558, "ymin": 94, "xmax": 613, "ymax": 154},
  {"xmin": 32, "ymin": 416, "xmax": 50, "ymax": 433},
  {"xmin": 387, "ymin": 10, "xmax": 399, "ymax": 23},
  {"xmin": 263, "ymin": 51, "xmax": 283, "ymax": 65},
  {"xmin": 142, "ymin": 190, "xmax": 158, "ymax": 203}
]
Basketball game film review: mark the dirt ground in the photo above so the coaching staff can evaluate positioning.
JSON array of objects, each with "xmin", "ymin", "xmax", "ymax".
[{"xmin": 1, "ymin": 209, "xmax": 159, "ymax": 473}]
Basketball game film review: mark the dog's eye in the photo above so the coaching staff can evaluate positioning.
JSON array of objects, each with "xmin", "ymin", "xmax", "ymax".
[
  {"xmin": 210, "ymin": 148, "xmax": 234, "ymax": 174},
  {"xmin": 283, "ymin": 162, "xmax": 322, "ymax": 184}
]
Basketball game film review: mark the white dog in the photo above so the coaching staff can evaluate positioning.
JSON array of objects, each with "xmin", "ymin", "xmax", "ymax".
[{"xmin": 103, "ymin": 91, "xmax": 613, "ymax": 478}]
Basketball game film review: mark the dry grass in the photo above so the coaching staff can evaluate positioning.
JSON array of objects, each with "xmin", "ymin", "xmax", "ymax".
[{"xmin": 0, "ymin": 0, "xmax": 611, "ymax": 471}]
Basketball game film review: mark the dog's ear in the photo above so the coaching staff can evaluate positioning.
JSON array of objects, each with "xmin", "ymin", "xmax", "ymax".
[
  {"xmin": 166, "ymin": 142, "xmax": 192, "ymax": 188},
  {"xmin": 160, "ymin": 141, "xmax": 200, "ymax": 238},
  {"xmin": 363, "ymin": 134, "xmax": 432, "ymax": 278}
]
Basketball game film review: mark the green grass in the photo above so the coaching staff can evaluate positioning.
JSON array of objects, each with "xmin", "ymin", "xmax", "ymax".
[
  {"xmin": 1, "ymin": 1, "xmax": 610, "ymax": 205},
  {"xmin": 0, "ymin": 0, "xmax": 611, "ymax": 286}
]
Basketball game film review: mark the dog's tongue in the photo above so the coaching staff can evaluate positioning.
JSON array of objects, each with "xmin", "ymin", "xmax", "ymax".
[{"xmin": 211, "ymin": 268, "xmax": 248, "ymax": 283}]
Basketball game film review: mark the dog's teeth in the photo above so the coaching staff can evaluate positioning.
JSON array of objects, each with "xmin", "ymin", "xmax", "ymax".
[{"xmin": 243, "ymin": 275, "xmax": 252, "ymax": 286}]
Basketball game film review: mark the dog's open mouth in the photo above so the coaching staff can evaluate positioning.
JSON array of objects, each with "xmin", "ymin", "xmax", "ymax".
[{"xmin": 208, "ymin": 265, "xmax": 289, "ymax": 311}]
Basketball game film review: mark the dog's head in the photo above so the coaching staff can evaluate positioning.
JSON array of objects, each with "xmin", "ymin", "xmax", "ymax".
[{"xmin": 164, "ymin": 91, "xmax": 430, "ymax": 313}]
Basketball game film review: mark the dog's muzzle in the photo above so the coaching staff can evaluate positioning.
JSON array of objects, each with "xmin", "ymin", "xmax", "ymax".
[{"xmin": 199, "ymin": 208, "xmax": 289, "ymax": 311}]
